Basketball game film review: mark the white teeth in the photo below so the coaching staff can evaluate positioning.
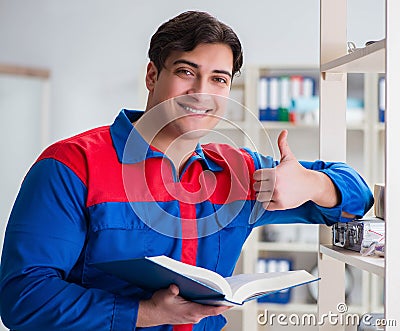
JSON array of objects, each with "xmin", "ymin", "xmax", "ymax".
[{"xmin": 182, "ymin": 105, "xmax": 208, "ymax": 114}]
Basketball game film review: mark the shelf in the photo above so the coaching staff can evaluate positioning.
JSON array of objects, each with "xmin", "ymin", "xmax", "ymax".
[
  {"xmin": 321, "ymin": 39, "xmax": 385, "ymax": 74},
  {"xmin": 346, "ymin": 123, "xmax": 367, "ymax": 131},
  {"xmin": 375, "ymin": 122, "xmax": 385, "ymax": 132},
  {"xmin": 261, "ymin": 122, "xmax": 317, "ymax": 130},
  {"xmin": 320, "ymin": 245, "xmax": 384, "ymax": 277},
  {"xmin": 261, "ymin": 121, "xmax": 367, "ymax": 131},
  {"xmin": 258, "ymin": 242, "xmax": 318, "ymax": 253}
]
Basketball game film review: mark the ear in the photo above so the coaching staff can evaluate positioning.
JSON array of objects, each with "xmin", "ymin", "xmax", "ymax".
[{"xmin": 145, "ymin": 62, "xmax": 158, "ymax": 92}]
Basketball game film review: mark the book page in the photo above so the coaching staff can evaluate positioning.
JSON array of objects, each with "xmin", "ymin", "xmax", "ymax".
[
  {"xmin": 149, "ymin": 256, "xmax": 232, "ymax": 297},
  {"xmin": 225, "ymin": 270, "xmax": 317, "ymax": 303}
]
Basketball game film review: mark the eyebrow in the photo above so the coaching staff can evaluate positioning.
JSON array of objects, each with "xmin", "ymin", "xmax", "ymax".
[{"xmin": 172, "ymin": 59, "xmax": 232, "ymax": 79}]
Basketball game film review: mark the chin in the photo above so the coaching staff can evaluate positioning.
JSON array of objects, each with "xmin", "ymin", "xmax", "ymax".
[
  {"xmin": 179, "ymin": 129, "xmax": 211, "ymax": 141},
  {"xmin": 172, "ymin": 117, "xmax": 219, "ymax": 139}
]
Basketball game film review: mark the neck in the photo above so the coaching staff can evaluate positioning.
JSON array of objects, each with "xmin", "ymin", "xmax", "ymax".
[
  {"xmin": 133, "ymin": 118, "xmax": 199, "ymax": 174},
  {"xmin": 151, "ymin": 131, "xmax": 199, "ymax": 174}
]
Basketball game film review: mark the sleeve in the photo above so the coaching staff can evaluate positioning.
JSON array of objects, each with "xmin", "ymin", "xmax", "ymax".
[
  {"xmin": 241, "ymin": 148, "xmax": 374, "ymax": 227},
  {"xmin": 0, "ymin": 158, "xmax": 138, "ymax": 331}
]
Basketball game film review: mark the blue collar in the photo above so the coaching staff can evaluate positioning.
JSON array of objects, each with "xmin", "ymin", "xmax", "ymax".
[{"xmin": 110, "ymin": 109, "xmax": 222, "ymax": 172}]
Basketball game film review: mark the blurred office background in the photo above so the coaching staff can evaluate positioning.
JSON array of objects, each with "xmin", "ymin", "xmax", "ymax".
[{"xmin": 0, "ymin": 1, "xmax": 384, "ymax": 330}]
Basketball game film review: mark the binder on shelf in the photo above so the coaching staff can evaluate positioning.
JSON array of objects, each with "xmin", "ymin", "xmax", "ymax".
[
  {"xmin": 268, "ymin": 77, "xmax": 280, "ymax": 121},
  {"xmin": 258, "ymin": 73, "xmax": 317, "ymax": 123},
  {"xmin": 258, "ymin": 76, "xmax": 269, "ymax": 121},
  {"xmin": 290, "ymin": 75, "xmax": 317, "ymax": 124},
  {"xmin": 258, "ymin": 76, "xmax": 279, "ymax": 121},
  {"xmin": 302, "ymin": 76, "xmax": 315, "ymax": 98},
  {"xmin": 279, "ymin": 76, "xmax": 290, "ymax": 122},
  {"xmin": 290, "ymin": 75, "xmax": 303, "ymax": 100},
  {"xmin": 378, "ymin": 77, "xmax": 385, "ymax": 123},
  {"xmin": 289, "ymin": 75, "xmax": 303, "ymax": 123},
  {"xmin": 256, "ymin": 258, "xmax": 293, "ymax": 304}
]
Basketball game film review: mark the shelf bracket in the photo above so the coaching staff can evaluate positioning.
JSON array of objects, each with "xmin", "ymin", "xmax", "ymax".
[{"xmin": 321, "ymin": 72, "xmax": 345, "ymax": 81}]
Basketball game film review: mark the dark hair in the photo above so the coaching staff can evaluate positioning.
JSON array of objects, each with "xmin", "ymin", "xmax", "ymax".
[{"xmin": 148, "ymin": 11, "xmax": 243, "ymax": 78}]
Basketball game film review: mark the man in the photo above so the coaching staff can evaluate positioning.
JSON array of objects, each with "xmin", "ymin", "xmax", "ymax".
[{"xmin": 0, "ymin": 11, "xmax": 373, "ymax": 331}]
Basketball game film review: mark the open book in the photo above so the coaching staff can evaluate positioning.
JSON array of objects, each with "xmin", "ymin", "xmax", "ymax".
[{"xmin": 93, "ymin": 255, "xmax": 318, "ymax": 306}]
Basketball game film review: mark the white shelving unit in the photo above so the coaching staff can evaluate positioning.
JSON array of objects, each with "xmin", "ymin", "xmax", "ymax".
[
  {"xmin": 318, "ymin": 1, "xmax": 400, "ymax": 330},
  {"xmin": 319, "ymin": 245, "xmax": 384, "ymax": 278},
  {"xmin": 320, "ymin": 39, "xmax": 385, "ymax": 73},
  {"xmin": 220, "ymin": 62, "xmax": 384, "ymax": 330},
  {"xmin": 213, "ymin": 6, "xmax": 395, "ymax": 329},
  {"xmin": 220, "ymin": 4, "xmax": 392, "ymax": 330},
  {"xmin": 258, "ymin": 242, "xmax": 318, "ymax": 253}
]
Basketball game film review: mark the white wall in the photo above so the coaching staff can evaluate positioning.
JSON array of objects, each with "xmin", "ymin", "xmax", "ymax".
[
  {"xmin": 0, "ymin": 0, "xmax": 384, "ymax": 143},
  {"xmin": 0, "ymin": 1, "xmax": 384, "ymax": 330}
]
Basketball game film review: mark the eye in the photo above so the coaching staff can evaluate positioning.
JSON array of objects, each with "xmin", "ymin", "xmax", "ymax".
[
  {"xmin": 214, "ymin": 77, "xmax": 227, "ymax": 84},
  {"xmin": 213, "ymin": 76, "xmax": 230, "ymax": 86},
  {"xmin": 176, "ymin": 68, "xmax": 195, "ymax": 77}
]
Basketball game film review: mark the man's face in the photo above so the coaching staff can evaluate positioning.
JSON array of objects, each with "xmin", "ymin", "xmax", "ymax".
[{"xmin": 145, "ymin": 43, "xmax": 233, "ymax": 139}]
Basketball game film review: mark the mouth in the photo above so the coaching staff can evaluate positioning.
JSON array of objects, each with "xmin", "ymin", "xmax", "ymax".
[{"xmin": 177, "ymin": 102, "xmax": 213, "ymax": 115}]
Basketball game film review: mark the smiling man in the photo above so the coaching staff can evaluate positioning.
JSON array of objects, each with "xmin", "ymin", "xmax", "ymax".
[
  {"xmin": 0, "ymin": 10, "xmax": 373, "ymax": 331},
  {"xmin": 140, "ymin": 33, "xmax": 235, "ymax": 173}
]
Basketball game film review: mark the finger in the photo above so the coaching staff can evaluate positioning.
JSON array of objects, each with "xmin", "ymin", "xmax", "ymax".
[
  {"xmin": 263, "ymin": 191, "xmax": 286, "ymax": 210},
  {"xmin": 277, "ymin": 130, "xmax": 294, "ymax": 162},
  {"xmin": 253, "ymin": 168, "xmax": 275, "ymax": 181},
  {"xmin": 168, "ymin": 284, "xmax": 180, "ymax": 296},
  {"xmin": 255, "ymin": 190, "xmax": 274, "ymax": 203},
  {"xmin": 253, "ymin": 178, "xmax": 274, "ymax": 192},
  {"xmin": 253, "ymin": 180, "xmax": 274, "ymax": 195}
]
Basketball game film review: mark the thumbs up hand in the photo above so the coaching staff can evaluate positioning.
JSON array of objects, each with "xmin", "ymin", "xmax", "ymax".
[{"xmin": 253, "ymin": 130, "xmax": 338, "ymax": 211}]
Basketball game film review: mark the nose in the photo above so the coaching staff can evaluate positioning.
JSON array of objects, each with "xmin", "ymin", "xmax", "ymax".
[{"xmin": 187, "ymin": 77, "xmax": 209, "ymax": 95}]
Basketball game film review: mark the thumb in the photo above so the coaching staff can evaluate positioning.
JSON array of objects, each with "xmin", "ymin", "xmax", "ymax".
[
  {"xmin": 277, "ymin": 130, "xmax": 294, "ymax": 162},
  {"xmin": 168, "ymin": 284, "xmax": 180, "ymax": 296}
]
